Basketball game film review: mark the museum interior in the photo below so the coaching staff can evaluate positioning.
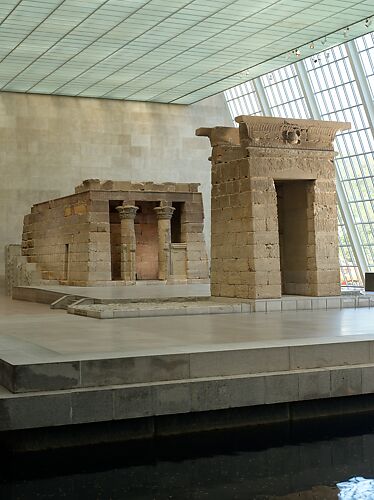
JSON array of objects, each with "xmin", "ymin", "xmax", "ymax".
[{"xmin": 0, "ymin": 1, "xmax": 374, "ymax": 498}]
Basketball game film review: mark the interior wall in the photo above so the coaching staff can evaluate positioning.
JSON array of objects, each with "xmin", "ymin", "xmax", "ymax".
[{"xmin": 0, "ymin": 91, "xmax": 231, "ymax": 274}]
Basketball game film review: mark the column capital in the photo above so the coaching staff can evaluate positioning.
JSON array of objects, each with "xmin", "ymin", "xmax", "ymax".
[
  {"xmin": 116, "ymin": 205, "xmax": 138, "ymax": 220},
  {"xmin": 154, "ymin": 206, "xmax": 175, "ymax": 220}
]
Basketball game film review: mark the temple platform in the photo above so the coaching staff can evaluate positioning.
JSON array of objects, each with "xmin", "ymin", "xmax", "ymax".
[
  {"xmin": 11, "ymin": 284, "xmax": 374, "ymax": 319},
  {"xmin": 0, "ymin": 288, "xmax": 374, "ymax": 438},
  {"xmin": 11, "ymin": 282, "xmax": 211, "ymax": 303}
]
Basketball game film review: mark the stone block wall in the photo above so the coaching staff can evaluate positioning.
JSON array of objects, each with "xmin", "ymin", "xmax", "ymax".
[
  {"xmin": 197, "ymin": 116, "xmax": 350, "ymax": 299},
  {"xmin": 181, "ymin": 193, "xmax": 209, "ymax": 281},
  {"xmin": 21, "ymin": 191, "xmax": 95, "ymax": 283},
  {"xmin": 20, "ymin": 181, "xmax": 209, "ymax": 286}
]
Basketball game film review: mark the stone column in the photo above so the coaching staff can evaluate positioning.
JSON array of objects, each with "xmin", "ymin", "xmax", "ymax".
[
  {"xmin": 154, "ymin": 205, "xmax": 175, "ymax": 281},
  {"xmin": 115, "ymin": 205, "xmax": 139, "ymax": 283}
]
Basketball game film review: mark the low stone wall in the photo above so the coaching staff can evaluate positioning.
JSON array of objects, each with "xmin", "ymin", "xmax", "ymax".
[{"xmin": 4, "ymin": 244, "xmax": 41, "ymax": 295}]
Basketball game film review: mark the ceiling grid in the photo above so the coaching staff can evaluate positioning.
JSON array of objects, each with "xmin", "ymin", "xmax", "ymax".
[{"xmin": 0, "ymin": 0, "xmax": 372, "ymax": 103}]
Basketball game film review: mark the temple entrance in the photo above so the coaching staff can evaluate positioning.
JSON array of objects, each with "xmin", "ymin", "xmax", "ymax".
[
  {"xmin": 135, "ymin": 201, "xmax": 159, "ymax": 280},
  {"xmin": 64, "ymin": 244, "xmax": 69, "ymax": 281},
  {"xmin": 275, "ymin": 180, "xmax": 312, "ymax": 295},
  {"xmin": 109, "ymin": 201, "xmax": 121, "ymax": 280}
]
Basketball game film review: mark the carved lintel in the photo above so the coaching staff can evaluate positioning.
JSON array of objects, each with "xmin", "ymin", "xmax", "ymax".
[{"xmin": 234, "ymin": 115, "xmax": 350, "ymax": 151}]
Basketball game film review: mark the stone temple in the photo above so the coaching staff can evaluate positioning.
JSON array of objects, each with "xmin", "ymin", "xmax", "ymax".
[
  {"xmin": 197, "ymin": 115, "xmax": 351, "ymax": 299},
  {"xmin": 19, "ymin": 180, "xmax": 209, "ymax": 286}
]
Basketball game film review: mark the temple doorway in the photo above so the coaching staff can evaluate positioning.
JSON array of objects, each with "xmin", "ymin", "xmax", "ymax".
[
  {"xmin": 109, "ymin": 201, "xmax": 121, "ymax": 280},
  {"xmin": 134, "ymin": 201, "xmax": 159, "ymax": 280},
  {"xmin": 275, "ymin": 180, "xmax": 312, "ymax": 295}
]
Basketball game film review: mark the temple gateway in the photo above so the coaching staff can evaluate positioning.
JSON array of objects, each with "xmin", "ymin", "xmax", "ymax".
[{"xmin": 197, "ymin": 115, "xmax": 351, "ymax": 299}]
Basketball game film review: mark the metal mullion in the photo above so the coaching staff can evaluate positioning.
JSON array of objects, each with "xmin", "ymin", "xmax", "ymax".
[
  {"xmin": 291, "ymin": 75, "xmax": 303, "ymax": 101},
  {"xmin": 338, "ymin": 154, "xmax": 353, "ymax": 183},
  {"xmin": 329, "ymin": 80, "xmax": 349, "ymax": 118},
  {"xmin": 230, "ymin": 97, "xmax": 240, "ymax": 117},
  {"xmin": 243, "ymin": 93, "xmax": 251, "ymax": 115},
  {"xmin": 347, "ymin": 134, "xmax": 374, "ymax": 219},
  {"xmin": 336, "ymin": 131, "xmax": 352, "ymax": 160},
  {"xmin": 252, "ymin": 90, "xmax": 262, "ymax": 114},
  {"xmin": 324, "ymin": 103, "xmax": 369, "ymax": 120},
  {"xmin": 244, "ymin": 81, "xmax": 253, "ymax": 95},
  {"xmin": 252, "ymin": 77, "xmax": 271, "ymax": 116},
  {"xmin": 296, "ymin": 59, "xmax": 368, "ymax": 281},
  {"xmin": 359, "ymin": 159, "xmax": 374, "ymax": 212},
  {"xmin": 279, "ymin": 79, "xmax": 290, "ymax": 104},
  {"xmin": 249, "ymin": 92, "xmax": 258, "ymax": 114},
  {"xmin": 242, "ymin": 95, "xmax": 251, "ymax": 115},
  {"xmin": 269, "ymin": 82, "xmax": 281, "ymax": 108},
  {"xmin": 343, "ymin": 128, "xmax": 368, "ymax": 158},
  {"xmin": 360, "ymin": 223, "xmax": 373, "ymax": 254},
  {"xmin": 233, "ymin": 99, "xmax": 241, "ymax": 118},
  {"xmin": 327, "ymin": 57, "xmax": 344, "ymax": 90},
  {"xmin": 316, "ymin": 64, "xmax": 329, "ymax": 97},
  {"xmin": 356, "ymin": 104, "xmax": 370, "ymax": 129},
  {"xmin": 339, "ymin": 81, "xmax": 359, "ymax": 116},
  {"xmin": 318, "ymin": 86, "xmax": 331, "ymax": 115},
  {"xmin": 291, "ymin": 100, "xmax": 300, "ymax": 118},
  {"xmin": 337, "ymin": 151, "xmax": 374, "ymax": 161},
  {"xmin": 295, "ymin": 98, "xmax": 307, "ymax": 118},
  {"xmin": 344, "ymin": 174, "xmax": 374, "ymax": 182},
  {"xmin": 283, "ymin": 76, "xmax": 295, "ymax": 102},
  {"xmin": 346, "ymin": 40, "xmax": 374, "ymax": 138}
]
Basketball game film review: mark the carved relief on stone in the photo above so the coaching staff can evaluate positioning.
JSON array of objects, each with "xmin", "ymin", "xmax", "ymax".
[
  {"xmin": 115, "ymin": 205, "xmax": 139, "ymax": 220},
  {"xmin": 282, "ymin": 126, "xmax": 301, "ymax": 145},
  {"xmin": 233, "ymin": 115, "xmax": 350, "ymax": 151}
]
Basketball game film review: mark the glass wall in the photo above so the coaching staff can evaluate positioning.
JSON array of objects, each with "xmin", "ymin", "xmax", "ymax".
[
  {"xmin": 261, "ymin": 66, "xmax": 309, "ymax": 119},
  {"xmin": 225, "ymin": 80, "xmax": 262, "ymax": 118}
]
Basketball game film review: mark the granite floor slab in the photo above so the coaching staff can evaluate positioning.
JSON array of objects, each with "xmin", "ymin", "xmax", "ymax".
[{"xmin": 0, "ymin": 289, "xmax": 374, "ymax": 365}]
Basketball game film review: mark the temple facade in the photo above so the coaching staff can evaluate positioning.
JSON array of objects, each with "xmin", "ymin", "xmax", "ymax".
[
  {"xmin": 197, "ymin": 115, "xmax": 350, "ymax": 299},
  {"xmin": 20, "ymin": 180, "xmax": 209, "ymax": 286}
]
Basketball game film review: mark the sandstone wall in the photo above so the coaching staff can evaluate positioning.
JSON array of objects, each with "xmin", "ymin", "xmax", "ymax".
[{"xmin": 22, "ymin": 192, "xmax": 93, "ymax": 283}]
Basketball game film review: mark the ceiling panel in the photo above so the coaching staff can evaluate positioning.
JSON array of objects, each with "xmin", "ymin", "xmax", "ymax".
[{"xmin": 0, "ymin": 0, "xmax": 372, "ymax": 103}]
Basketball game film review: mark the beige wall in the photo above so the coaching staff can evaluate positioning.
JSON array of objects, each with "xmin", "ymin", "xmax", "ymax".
[{"xmin": 0, "ymin": 91, "xmax": 232, "ymax": 272}]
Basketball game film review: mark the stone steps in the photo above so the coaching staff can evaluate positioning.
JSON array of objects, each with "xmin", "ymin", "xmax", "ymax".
[
  {"xmin": 50, "ymin": 295, "xmax": 86, "ymax": 310},
  {"xmin": 67, "ymin": 300, "xmax": 249, "ymax": 318}
]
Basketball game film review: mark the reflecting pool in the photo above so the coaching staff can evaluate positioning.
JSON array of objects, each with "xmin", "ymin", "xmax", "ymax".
[{"xmin": 2, "ymin": 413, "xmax": 374, "ymax": 499}]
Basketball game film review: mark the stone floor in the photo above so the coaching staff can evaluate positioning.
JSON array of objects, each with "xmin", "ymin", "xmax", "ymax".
[{"xmin": 1, "ymin": 285, "xmax": 374, "ymax": 364}]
